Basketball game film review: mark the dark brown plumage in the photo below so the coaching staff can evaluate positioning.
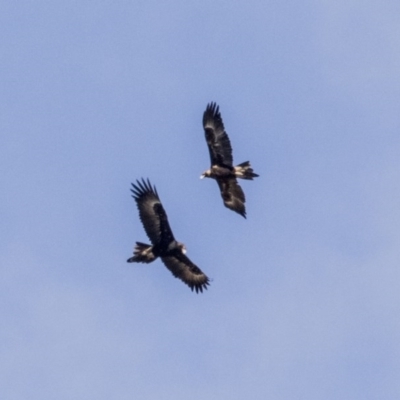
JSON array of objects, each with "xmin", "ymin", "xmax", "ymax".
[
  {"xmin": 127, "ymin": 178, "xmax": 210, "ymax": 293},
  {"xmin": 201, "ymin": 102, "xmax": 259, "ymax": 218}
]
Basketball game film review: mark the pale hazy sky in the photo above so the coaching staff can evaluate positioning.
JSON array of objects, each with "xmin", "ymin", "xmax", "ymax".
[{"xmin": 2, "ymin": 1, "xmax": 400, "ymax": 399}]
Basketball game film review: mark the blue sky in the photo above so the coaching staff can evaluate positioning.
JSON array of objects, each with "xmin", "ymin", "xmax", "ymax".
[{"xmin": 1, "ymin": 1, "xmax": 400, "ymax": 399}]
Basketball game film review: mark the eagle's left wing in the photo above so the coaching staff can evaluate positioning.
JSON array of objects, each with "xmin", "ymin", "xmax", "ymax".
[
  {"xmin": 203, "ymin": 102, "xmax": 233, "ymax": 167},
  {"xmin": 161, "ymin": 254, "xmax": 210, "ymax": 293}
]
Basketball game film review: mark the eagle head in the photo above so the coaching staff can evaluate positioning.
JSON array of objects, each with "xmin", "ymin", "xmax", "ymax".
[
  {"xmin": 177, "ymin": 242, "xmax": 187, "ymax": 254},
  {"xmin": 200, "ymin": 169, "xmax": 211, "ymax": 179}
]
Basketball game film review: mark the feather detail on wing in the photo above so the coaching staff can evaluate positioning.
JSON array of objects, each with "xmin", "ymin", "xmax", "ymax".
[
  {"xmin": 130, "ymin": 179, "xmax": 175, "ymax": 245},
  {"xmin": 203, "ymin": 102, "xmax": 233, "ymax": 167},
  {"xmin": 161, "ymin": 254, "xmax": 210, "ymax": 293},
  {"xmin": 217, "ymin": 177, "xmax": 246, "ymax": 218}
]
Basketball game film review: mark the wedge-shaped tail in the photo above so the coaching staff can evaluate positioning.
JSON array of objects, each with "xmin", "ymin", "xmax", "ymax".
[
  {"xmin": 127, "ymin": 242, "xmax": 156, "ymax": 263},
  {"xmin": 234, "ymin": 161, "xmax": 259, "ymax": 180}
]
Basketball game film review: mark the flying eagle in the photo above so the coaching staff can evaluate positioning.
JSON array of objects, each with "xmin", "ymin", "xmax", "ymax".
[
  {"xmin": 201, "ymin": 102, "xmax": 259, "ymax": 218},
  {"xmin": 127, "ymin": 178, "xmax": 210, "ymax": 293}
]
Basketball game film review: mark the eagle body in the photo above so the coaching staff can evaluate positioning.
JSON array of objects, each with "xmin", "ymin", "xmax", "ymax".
[
  {"xmin": 128, "ymin": 240, "xmax": 186, "ymax": 263},
  {"xmin": 127, "ymin": 178, "xmax": 210, "ymax": 293},
  {"xmin": 203, "ymin": 164, "xmax": 233, "ymax": 178},
  {"xmin": 201, "ymin": 102, "xmax": 259, "ymax": 218}
]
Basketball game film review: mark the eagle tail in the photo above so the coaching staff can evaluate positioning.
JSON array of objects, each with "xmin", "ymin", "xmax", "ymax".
[
  {"xmin": 234, "ymin": 161, "xmax": 259, "ymax": 180},
  {"xmin": 127, "ymin": 242, "xmax": 156, "ymax": 263}
]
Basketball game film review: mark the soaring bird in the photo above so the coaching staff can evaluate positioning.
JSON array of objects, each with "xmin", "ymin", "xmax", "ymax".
[
  {"xmin": 201, "ymin": 102, "xmax": 259, "ymax": 218},
  {"xmin": 127, "ymin": 178, "xmax": 210, "ymax": 293}
]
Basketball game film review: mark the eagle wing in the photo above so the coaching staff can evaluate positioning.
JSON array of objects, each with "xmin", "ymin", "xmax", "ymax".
[
  {"xmin": 130, "ymin": 179, "xmax": 175, "ymax": 246},
  {"xmin": 217, "ymin": 177, "xmax": 246, "ymax": 218},
  {"xmin": 161, "ymin": 253, "xmax": 210, "ymax": 293},
  {"xmin": 203, "ymin": 102, "xmax": 233, "ymax": 167}
]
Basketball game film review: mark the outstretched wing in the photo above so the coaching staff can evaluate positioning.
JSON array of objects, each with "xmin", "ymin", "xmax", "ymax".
[
  {"xmin": 203, "ymin": 102, "xmax": 233, "ymax": 167},
  {"xmin": 161, "ymin": 253, "xmax": 210, "ymax": 293},
  {"xmin": 130, "ymin": 179, "xmax": 175, "ymax": 246},
  {"xmin": 217, "ymin": 177, "xmax": 246, "ymax": 218}
]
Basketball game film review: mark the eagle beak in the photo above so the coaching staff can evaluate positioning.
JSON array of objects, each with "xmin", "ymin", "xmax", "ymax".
[{"xmin": 200, "ymin": 174, "xmax": 205, "ymax": 179}]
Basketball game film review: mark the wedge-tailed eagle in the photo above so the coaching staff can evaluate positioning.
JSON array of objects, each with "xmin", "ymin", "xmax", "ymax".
[
  {"xmin": 127, "ymin": 178, "xmax": 210, "ymax": 293},
  {"xmin": 201, "ymin": 102, "xmax": 259, "ymax": 218}
]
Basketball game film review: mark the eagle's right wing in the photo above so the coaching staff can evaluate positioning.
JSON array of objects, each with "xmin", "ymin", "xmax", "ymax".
[
  {"xmin": 130, "ymin": 179, "xmax": 175, "ymax": 246},
  {"xmin": 217, "ymin": 176, "xmax": 246, "ymax": 218}
]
